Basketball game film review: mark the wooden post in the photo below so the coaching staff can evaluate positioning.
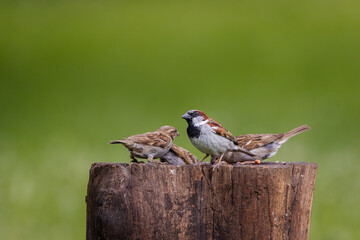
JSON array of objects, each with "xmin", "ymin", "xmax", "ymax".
[{"xmin": 86, "ymin": 162, "xmax": 317, "ymax": 240}]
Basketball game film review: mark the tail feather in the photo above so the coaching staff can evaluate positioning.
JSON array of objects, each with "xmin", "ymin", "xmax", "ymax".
[
  {"xmin": 283, "ymin": 124, "xmax": 311, "ymax": 139},
  {"xmin": 109, "ymin": 140, "xmax": 125, "ymax": 144}
]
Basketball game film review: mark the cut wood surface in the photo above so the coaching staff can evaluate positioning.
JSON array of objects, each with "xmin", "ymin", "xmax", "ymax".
[{"xmin": 86, "ymin": 162, "xmax": 317, "ymax": 240}]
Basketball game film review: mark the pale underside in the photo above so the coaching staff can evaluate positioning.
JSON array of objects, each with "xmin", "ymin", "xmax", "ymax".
[
  {"xmin": 191, "ymin": 123, "xmax": 238, "ymax": 156},
  {"xmin": 129, "ymin": 142, "xmax": 173, "ymax": 159},
  {"xmin": 223, "ymin": 138, "xmax": 289, "ymax": 162}
]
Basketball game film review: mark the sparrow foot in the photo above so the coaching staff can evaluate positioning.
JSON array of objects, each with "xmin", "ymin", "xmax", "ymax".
[
  {"xmin": 212, "ymin": 161, "xmax": 229, "ymax": 171},
  {"xmin": 131, "ymin": 160, "xmax": 145, "ymax": 163},
  {"xmin": 147, "ymin": 157, "xmax": 156, "ymax": 164},
  {"xmin": 212, "ymin": 153, "xmax": 226, "ymax": 171},
  {"xmin": 130, "ymin": 155, "xmax": 144, "ymax": 163}
]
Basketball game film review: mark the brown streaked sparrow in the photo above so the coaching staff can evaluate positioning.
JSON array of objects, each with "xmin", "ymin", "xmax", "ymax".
[
  {"xmin": 220, "ymin": 124, "xmax": 311, "ymax": 164},
  {"xmin": 160, "ymin": 144, "xmax": 198, "ymax": 165},
  {"xmin": 109, "ymin": 125, "xmax": 180, "ymax": 163},
  {"xmin": 181, "ymin": 110, "xmax": 256, "ymax": 170}
]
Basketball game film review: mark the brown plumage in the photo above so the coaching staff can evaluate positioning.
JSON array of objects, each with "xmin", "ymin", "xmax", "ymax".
[
  {"xmin": 160, "ymin": 144, "xmax": 198, "ymax": 165},
  {"xmin": 207, "ymin": 119, "xmax": 239, "ymax": 145},
  {"xmin": 221, "ymin": 125, "xmax": 311, "ymax": 164},
  {"xmin": 109, "ymin": 125, "xmax": 180, "ymax": 163}
]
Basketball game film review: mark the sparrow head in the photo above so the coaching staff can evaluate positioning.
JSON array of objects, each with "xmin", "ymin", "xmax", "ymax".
[
  {"xmin": 157, "ymin": 125, "xmax": 180, "ymax": 140},
  {"xmin": 181, "ymin": 110, "xmax": 209, "ymax": 125}
]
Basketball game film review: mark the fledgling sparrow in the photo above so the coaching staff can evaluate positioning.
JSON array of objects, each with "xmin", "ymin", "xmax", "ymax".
[
  {"xmin": 220, "ymin": 124, "xmax": 311, "ymax": 164},
  {"xmin": 109, "ymin": 125, "xmax": 180, "ymax": 163},
  {"xmin": 181, "ymin": 110, "xmax": 256, "ymax": 170},
  {"xmin": 160, "ymin": 144, "xmax": 198, "ymax": 165}
]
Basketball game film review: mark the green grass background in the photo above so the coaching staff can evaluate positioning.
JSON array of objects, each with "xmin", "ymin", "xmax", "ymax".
[{"xmin": 1, "ymin": 1, "xmax": 359, "ymax": 239}]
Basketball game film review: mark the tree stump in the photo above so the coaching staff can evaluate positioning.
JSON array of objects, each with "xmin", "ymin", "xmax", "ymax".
[{"xmin": 86, "ymin": 162, "xmax": 317, "ymax": 240}]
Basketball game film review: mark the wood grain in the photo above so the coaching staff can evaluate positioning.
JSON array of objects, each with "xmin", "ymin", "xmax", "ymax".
[{"xmin": 86, "ymin": 162, "xmax": 317, "ymax": 240}]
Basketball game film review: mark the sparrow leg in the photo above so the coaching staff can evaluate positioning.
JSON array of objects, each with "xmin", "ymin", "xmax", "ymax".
[
  {"xmin": 200, "ymin": 154, "xmax": 210, "ymax": 162},
  {"xmin": 196, "ymin": 154, "xmax": 209, "ymax": 165},
  {"xmin": 210, "ymin": 156, "xmax": 217, "ymax": 165},
  {"xmin": 147, "ymin": 155, "xmax": 155, "ymax": 163},
  {"xmin": 130, "ymin": 154, "xmax": 142, "ymax": 163},
  {"xmin": 212, "ymin": 161, "xmax": 230, "ymax": 170},
  {"xmin": 212, "ymin": 153, "xmax": 225, "ymax": 171}
]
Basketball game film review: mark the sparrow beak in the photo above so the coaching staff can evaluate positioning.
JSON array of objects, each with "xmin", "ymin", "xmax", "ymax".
[{"xmin": 181, "ymin": 113, "xmax": 191, "ymax": 120}]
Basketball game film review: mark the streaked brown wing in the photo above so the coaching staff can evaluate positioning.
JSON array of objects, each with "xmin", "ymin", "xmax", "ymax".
[
  {"xmin": 208, "ymin": 118, "xmax": 238, "ymax": 144},
  {"xmin": 236, "ymin": 134, "xmax": 284, "ymax": 150},
  {"xmin": 126, "ymin": 132, "xmax": 171, "ymax": 148}
]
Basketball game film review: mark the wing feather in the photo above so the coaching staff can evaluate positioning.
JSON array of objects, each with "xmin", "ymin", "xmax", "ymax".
[
  {"xmin": 236, "ymin": 134, "xmax": 284, "ymax": 150},
  {"xmin": 126, "ymin": 132, "xmax": 171, "ymax": 148},
  {"xmin": 208, "ymin": 119, "xmax": 238, "ymax": 145}
]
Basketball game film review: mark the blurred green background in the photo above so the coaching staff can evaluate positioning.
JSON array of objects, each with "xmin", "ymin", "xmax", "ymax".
[{"xmin": 1, "ymin": 1, "xmax": 359, "ymax": 239}]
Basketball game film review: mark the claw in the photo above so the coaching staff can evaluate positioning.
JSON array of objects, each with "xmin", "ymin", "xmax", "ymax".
[
  {"xmin": 212, "ymin": 161, "xmax": 230, "ymax": 171},
  {"xmin": 212, "ymin": 153, "xmax": 226, "ymax": 171},
  {"xmin": 212, "ymin": 163, "xmax": 220, "ymax": 171},
  {"xmin": 130, "ymin": 154, "xmax": 140, "ymax": 163}
]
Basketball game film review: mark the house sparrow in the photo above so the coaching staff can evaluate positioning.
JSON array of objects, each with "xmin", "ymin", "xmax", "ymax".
[
  {"xmin": 160, "ymin": 144, "xmax": 198, "ymax": 165},
  {"xmin": 109, "ymin": 125, "xmax": 180, "ymax": 163},
  {"xmin": 181, "ymin": 110, "xmax": 256, "ymax": 170},
  {"xmin": 220, "ymin": 124, "xmax": 311, "ymax": 164}
]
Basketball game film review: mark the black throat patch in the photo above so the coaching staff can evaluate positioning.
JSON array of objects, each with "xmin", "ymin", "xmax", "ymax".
[{"xmin": 187, "ymin": 122, "xmax": 201, "ymax": 138}]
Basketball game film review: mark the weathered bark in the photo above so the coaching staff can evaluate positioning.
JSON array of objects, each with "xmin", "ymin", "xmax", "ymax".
[{"xmin": 86, "ymin": 162, "xmax": 317, "ymax": 240}]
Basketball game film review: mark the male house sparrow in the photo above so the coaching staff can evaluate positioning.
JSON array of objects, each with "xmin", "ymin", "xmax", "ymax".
[
  {"xmin": 160, "ymin": 144, "xmax": 198, "ymax": 165},
  {"xmin": 221, "ymin": 124, "xmax": 311, "ymax": 164},
  {"xmin": 181, "ymin": 110, "xmax": 256, "ymax": 169},
  {"xmin": 109, "ymin": 125, "xmax": 180, "ymax": 163}
]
